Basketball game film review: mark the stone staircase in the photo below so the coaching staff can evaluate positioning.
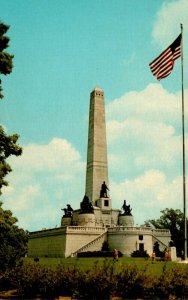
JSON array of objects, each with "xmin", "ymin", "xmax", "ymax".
[
  {"xmin": 70, "ymin": 230, "xmax": 107, "ymax": 257},
  {"xmin": 152, "ymin": 233, "xmax": 168, "ymax": 250}
]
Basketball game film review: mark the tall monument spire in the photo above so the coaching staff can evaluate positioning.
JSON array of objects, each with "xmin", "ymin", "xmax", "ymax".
[{"xmin": 85, "ymin": 87, "xmax": 109, "ymax": 204}]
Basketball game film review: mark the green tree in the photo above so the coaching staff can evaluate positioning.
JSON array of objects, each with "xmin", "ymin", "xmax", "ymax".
[
  {"xmin": 0, "ymin": 22, "xmax": 22, "ymax": 194},
  {"xmin": 0, "ymin": 22, "xmax": 27, "ymax": 272},
  {"xmin": 0, "ymin": 125, "xmax": 26, "ymax": 271},
  {"xmin": 0, "ymin": 22, "xmax": 14, "ymax": 99},
  {"xmin": 0, "ymin": 202, "xmax": 28, "ymax": 272},
  {"xmin": 144, "ymin": 208, "xmax": 186, "ymax": 257},
  {"xmin": 0, "ymin": 126, "xmax": 22, "ymax": 194}
]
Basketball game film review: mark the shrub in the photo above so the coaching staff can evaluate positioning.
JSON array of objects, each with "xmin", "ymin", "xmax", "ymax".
[
  {"xmin": 114, "ymin": 264, "xmax": 157, "ymax": 299},
  {"xmin": 73, "ymin": 260, "xmax": 116, "ymax": 300},
  {"xmin": 153, "ymin": 241, "xmax": 164, "ymax": 257},
  {"xmin": 131, "ymin": 250, "xmax": 149, "ymax": 258},
  {"xmin": 0, "ymin": 271, "xmax": 12, "ymax": 291},
  {"xmin": 77, "ymin": 250, "xmax": 123, "ymax": 258},
  {"xmin": 2, "ymin": 260, "xmax": 188, "ymax": 299},
  {"xmin": 155, "ymin": 266, "xmax": 188, "ymax": 299},
  {"xmin": 9, "ymin": 262, "xmax": 84, "ymax": 298},
  {"xmin": 101, "ymin": 240, "xmax": 109, "ymax": 251},
  {"xmin": 9, "ymin": 262, "xmax": 43, "ymax": 297},
  {"xmin": 4, "ymin": 260, "xmax": 116, "ymax": 299},
  {"xmin": 55, "ymin": 264, "xmax": 86, "ymax": 297}
]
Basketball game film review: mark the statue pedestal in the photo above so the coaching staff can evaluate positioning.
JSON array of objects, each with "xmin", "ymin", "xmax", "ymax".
[
  {"xmin": 95, "ymin": 197, "xmax": 112, "ymax": 210},
  {"xmin": 118, "ymin": 215, "xmax": 134, "ymax": 226},
  {"xmin": 168, "ymin": 246, "xmax": 177, "ymax": 261},
  {"xmin": 61, "ymin": 217, "xmax": 72, "ymax": 226},
  {"xmin": 78, "ymin": 213, "xmax": 95, "ymax": 227}
]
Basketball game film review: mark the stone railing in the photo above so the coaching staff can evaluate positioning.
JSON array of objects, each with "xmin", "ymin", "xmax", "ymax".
[
  {"xmin": 152, "ymin": 229, "xmax": 170, "ymax": 235},
  {"xmin": 108, "ymin": 226, "xmax": 170, "ymax": 235},
  {"xmin": 66, "ymin": 226, "xmax": 106, "ymax": 233},
  {"xmin": 108, "ymin": 226, "xmax": 151, "ymax": 233}
]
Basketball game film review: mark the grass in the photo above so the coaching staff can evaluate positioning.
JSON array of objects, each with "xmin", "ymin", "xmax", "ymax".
[{"xmin": 24, "ymin": 256, "xmax": 186, "ymax": 276}]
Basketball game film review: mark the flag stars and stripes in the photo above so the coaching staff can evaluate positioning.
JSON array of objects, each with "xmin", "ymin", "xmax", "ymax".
[{"xmin": 149, "ymin": 34, "xmax": 182, "ymax": 80}]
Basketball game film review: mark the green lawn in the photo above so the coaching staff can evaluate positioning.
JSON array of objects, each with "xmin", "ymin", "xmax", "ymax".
[{"xmin": 24, "ymin": 257, "xmax": 187, "ymax": 277}]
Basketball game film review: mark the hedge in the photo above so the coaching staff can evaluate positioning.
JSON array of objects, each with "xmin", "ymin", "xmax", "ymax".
[
  {"xmin": 1, "ymin": 260, "xmax": 188, "ymax": 299},
  {"xmin": 77, "ymin": 250, "xmax": 123, "ymax": 258}
]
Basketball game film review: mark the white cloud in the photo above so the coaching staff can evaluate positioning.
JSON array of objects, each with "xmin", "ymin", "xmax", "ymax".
[
  {"xmin": 107, "ymin": 83, "xmax": 184, "ymax": 125},
  {"xmin": 6, "ymin": 184, "xmax": 41, "ymax": 212},
  {"xmin": 10, "ymin": 138, "xmax": 82, "ymax": 171},
  {"xmin": 2, "ymin": 138, "xmax": 85, "ymax": 231},
  {"xmin": 110, "ymin": 170, "xmax": 183, "ymax": 225},
  {"xmin": 106, "ymin": 84, "xmax": 187, "ymax": 181},
  {"xmin": 152, "ymin": 0, "xmax": 188, "ymax": 47}
]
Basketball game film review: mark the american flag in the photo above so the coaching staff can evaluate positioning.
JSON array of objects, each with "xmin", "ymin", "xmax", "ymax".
[{"xmin": 149, "ymin": 34, "xmax": 182, "ymax": 80}]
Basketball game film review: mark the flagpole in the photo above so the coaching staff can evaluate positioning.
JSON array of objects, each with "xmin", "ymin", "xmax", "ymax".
[{"xmin": 180, "ymin": 23, "xmax": 187, "ymax": 260}]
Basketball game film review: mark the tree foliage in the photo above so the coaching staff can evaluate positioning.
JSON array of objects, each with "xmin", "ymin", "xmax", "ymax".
[
  {"xmin": 0, "ymin": 126, "xmax": 22, "ymax": 194},
  {"xmin": 0, "ymin": 22, "xmax": 14, "ymax": 99},
  {"xmin": 0, "ymin": 202, "xmax": 28, "ymax": 272},
  {"xmin": 0, "ymin": 22, "xmax": 22, "ymax": 194},
  {"xmin": 144, "ymin": 208, "xmax": 186, "ymax": 257},
  {"xmin": 0, "ymin": 22, "xmax": 26, "ymax": 273}
]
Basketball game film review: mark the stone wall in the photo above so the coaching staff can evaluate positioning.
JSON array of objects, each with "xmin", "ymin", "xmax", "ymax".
[{"xmin": 28, "ymin": 227, "xmax": 67, "ymax": 258}]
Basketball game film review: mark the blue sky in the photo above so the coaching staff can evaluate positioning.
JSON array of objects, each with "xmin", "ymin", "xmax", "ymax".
[{"xmin": 1, "ymin": 0, "xmax": 188, "ymax": 231}]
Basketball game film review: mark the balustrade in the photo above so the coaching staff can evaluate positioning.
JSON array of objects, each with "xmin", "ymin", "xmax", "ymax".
[
  {"xmin": 66, "ymin": 226, "xmax": 106, "ymax": 233},
  {"xmin": 108, "ymin": 226, "xmax": 170, "ymax": 235}
]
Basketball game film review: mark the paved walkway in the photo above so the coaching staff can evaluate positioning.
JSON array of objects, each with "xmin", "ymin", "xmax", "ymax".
[{"xmin": 178, "ymin": 259, "xmax": 188, "ymax": 263}]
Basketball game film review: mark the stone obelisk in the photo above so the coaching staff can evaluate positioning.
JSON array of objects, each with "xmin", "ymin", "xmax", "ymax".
[{"xmin": 85, "ymin": 87, "xmax": 109, "ymax": 204}]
